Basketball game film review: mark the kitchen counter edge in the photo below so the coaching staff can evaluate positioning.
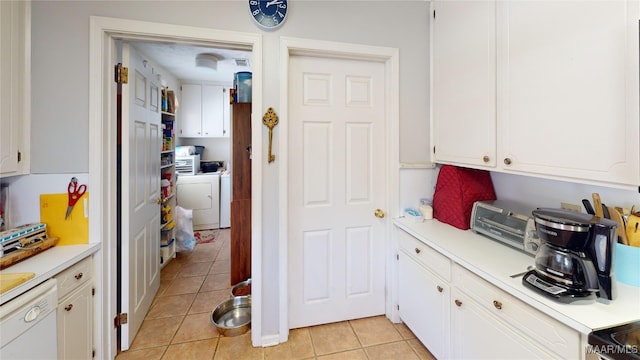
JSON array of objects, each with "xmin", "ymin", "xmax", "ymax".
[
  {"xmin": 393, "ymin": 217, "xmax": 640, "ymax": 335},
  {"xmin": 0, "ymin": 243, "xmax": 101, "ymax": 304}
]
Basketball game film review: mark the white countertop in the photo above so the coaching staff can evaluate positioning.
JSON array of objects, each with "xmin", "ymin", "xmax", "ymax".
[
  {"xmin": 393, "ymin": 217, "xmax": 640, "ymax": 335},
  {"xmin": 0, "ymin": 243, "xmax": 101, "ymax": 304}
]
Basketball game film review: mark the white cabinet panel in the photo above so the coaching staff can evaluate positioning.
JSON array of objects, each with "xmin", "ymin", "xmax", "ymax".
[
  {"xmin": 431, "ymin": 0, "xmax": 640, "ymax": 188},
  {"xmin": 180, "ymin": 84, "xmax": 203, "ymax": 137},
  {"xmin": 432, "ymin": 0, "xmax": 496, "ymax": 167},
  {"xmin": 398, "ymin": 251, "xmax": 450, "ymax": 360},
  {"xmin": 179, "ymin": 84, "xmax": 228, "ymax": 138},
  {"xmin": 500, "ymin": 1, "xmax": 639, "ymax": 186},
  {"xmin": 0, "ymin": 0, "xmax": 29, "ymax": 178},
  {"xmin": 57, "ymin": 281, "xmax": 93, "ymax": 360},
  {"xmin": 450, "ymin": 288, "xmax": 554, "ymax": 360},
  {"xmin": 54, "ymin": 256, "xmax": 94, "ymax": 360}
]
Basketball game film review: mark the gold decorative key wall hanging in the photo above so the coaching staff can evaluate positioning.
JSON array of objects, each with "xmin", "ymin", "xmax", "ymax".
[{"xmin": 262, "ymin": 107, "xmax": 279, "ymax": 163}]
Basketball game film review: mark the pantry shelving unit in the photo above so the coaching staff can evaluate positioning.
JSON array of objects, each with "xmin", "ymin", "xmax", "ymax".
[{"xmin": 160, "ymin": 111, "xmax": 177, "ymax": 267}]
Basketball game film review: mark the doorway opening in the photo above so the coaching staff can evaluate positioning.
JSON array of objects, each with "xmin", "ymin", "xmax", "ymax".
[{"xmin": 89, "ymin": 17, "xmax": 263, "ymax": 359}]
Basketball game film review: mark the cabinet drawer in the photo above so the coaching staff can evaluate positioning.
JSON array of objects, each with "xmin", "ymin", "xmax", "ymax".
[
  {"xmin": 54, "ymin": 256, "xmax": 93, "ymax": 300},
  {"xmin": 398, "ymin": 229, "xmax": 451, "ymax": 281},
  {"xmin": 453, "ymin": 264, "xmax": 579, "ymax": 359}
]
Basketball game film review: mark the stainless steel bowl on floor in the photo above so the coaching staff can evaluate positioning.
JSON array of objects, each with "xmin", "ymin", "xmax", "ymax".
[
  {"xmin": 211, "ymin": 296, "xmax": 251, "ymax": 337},
  {"xmin": 230, "ymin": 278, "xmax": 251, "ymax": 298}
]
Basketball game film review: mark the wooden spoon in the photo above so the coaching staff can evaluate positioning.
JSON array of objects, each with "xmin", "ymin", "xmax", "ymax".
[
  {"xmin": 608, "ymin": 206, "xmax": 629, "ymax": 245},
  {"xmin": 592, "ymin": 193, "xmax": 604, "ymax": 218}
]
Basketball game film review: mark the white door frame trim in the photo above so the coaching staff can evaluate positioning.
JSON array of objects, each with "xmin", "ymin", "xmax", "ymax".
[
  {"xmin": 89, "ymin": 16, "xmax": 264, "ymax": 358},
  {"xmin": 278, "ymin": 37, "xmax": 400, "ymax": 342}
]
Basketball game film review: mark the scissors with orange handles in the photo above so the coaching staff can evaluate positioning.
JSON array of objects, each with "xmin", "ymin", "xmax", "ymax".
[{"xmin": 65, "ymin": 177, "xmax": 87, "ymax": 219}]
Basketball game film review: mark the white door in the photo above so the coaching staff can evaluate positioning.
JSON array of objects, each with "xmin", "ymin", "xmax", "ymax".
[
  {"xmin": 288, "ymin": 55, "xmax": 387, "ymax": 328},
  {"xmin": 120, "ymin": 43, "xmax": 162, "ymax": 350}
]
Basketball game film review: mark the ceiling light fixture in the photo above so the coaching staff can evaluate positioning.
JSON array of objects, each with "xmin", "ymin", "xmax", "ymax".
[{"xmin": 195, "ymin": 53, "xmax": 221, "ymax": 71}]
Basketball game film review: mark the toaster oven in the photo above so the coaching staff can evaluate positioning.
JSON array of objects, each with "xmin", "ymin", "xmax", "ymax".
[
  {"xmin": 175, "ymin": 155, "xmax": 200, "ymax": 175},
  {"xmin": 471, "ymin": 200, "xmax": 540, "ymax": 256}
]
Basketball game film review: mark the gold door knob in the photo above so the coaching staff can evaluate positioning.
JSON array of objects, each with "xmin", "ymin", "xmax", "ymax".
[
  {"xmin": 414, "ymin": 248, "xmax": 421, "ymax": 254},
  {"xmin": 156, "ymin": 197, "xmax": 163, "ymax": 204},
  {"xmin": 454, "ymin": 299, "xmax": 463, "ymax": 307},
  {"xmin": 493, "ymin": 300, "xmax": 503, "ymax": 310},
  {"xmin": 483, "ymin": 155, "xmax": 490, "ymax": 163},
  {"xmin": 374, "ymin": 209, "xmax": 385, "ymax": 218},
  {"xmin": 504, "ymin": 158, "xmax": 512, "ymax": 165},
  {"xmin": 437, "ymin": 285, "xmax": 443, "ymax": 293}
]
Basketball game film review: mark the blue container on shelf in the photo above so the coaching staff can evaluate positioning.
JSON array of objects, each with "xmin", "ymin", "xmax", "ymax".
[
  {"xmin": 234, "ymin": 72, "xmax": 252, "ymax": 103},
  {"xmin": 615, "ymin": 243, "xmax": 640, "ymax": 287}
]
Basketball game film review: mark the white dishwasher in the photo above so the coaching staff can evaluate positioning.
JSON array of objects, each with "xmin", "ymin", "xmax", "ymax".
[{"xmin": 0, "ymin": 278, "xmax": 58, "ymax": 359}]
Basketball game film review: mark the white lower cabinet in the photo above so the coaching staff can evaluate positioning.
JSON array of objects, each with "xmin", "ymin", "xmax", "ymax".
[
  {"xmin": 397, "ymin": 229, "xmax": 581, "ymax": 359},
  {"xmin": 57, "ymin": 281, "xmax": 93, "ymax": 360},
  {"xmin": 54, "ymin": 256, "xmax": 94, "ymax": 359},
  {"xmin": 450, "ymin": 287, "xmax": 553, "ymax": 359},
  {"xmin": 398, "ymin": 251, "xmax": 450, "ymax": 359}
]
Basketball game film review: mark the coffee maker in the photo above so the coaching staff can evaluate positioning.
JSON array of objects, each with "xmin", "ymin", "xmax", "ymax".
[{"xmin": 522, "ymin": 208, "xmax": 617, "ymax": 303}]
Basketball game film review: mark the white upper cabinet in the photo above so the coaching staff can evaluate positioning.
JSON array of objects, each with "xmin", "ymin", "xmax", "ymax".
[
  {"xmin": 0, "ymin": 0, "xmax": 30, "ymax": 178},
  {"xmin": 431, "ymin": 0, "xmax": 640, "ymax": 189},
  {"xmin": 432, "ymin": 1, "xmax": 497, "ymax": 167},
  {"xmin": 179, "ymin": 83, "xmax": 229, "ymax": 138}
]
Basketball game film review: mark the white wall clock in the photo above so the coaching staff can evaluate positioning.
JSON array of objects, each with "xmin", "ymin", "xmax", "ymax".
[{"xmin": 249, "ymin": 0, "xmax": 288, "ymax": 30}]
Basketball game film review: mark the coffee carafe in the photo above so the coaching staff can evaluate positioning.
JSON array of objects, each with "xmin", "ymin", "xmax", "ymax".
[{"xmin": 522, "ymin": 208, "xmax": 617, "ymax": 303}]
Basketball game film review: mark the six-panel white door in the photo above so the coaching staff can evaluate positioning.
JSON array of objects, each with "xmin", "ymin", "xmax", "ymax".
[
  {"xmin": 120, "ymin": 43, "xmax": 162, "ymax": 350},
  {"xmin": 288, "ymin": 55, "xmax": 387, "ymax": 328}
]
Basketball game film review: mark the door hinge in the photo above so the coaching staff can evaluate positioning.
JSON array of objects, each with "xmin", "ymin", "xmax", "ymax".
[
  {"xmin": 92, "ymin": 287, "xmax": 95, "ymax": 296},
  {"xmin": 397, "ymin": 254, "xmax": 399, "ymax": 261},
  {"xmin": 92, "ymin": 349, "xmax": 95, "ymax": 358},
  {"xmin": 114, "ymin": 313, "xmax": 128, "ymax": 327},
  {"xmin": 17, "ymin": 151, "xmax": 21, "ymax": 163},
  {"xmin": 397, "ymin": 304, "xmax": 400, "ymax": 310},
  {"xmin": 114, "ymin": 63, "xmax": 129, "ymax": 84},
  {"xmin": 433, "ymin": 146, "xmax": 436, "ymax": 154},
  {"xmin": 433, "ymin": 9, "xmax": 436, "ymax": 19}
]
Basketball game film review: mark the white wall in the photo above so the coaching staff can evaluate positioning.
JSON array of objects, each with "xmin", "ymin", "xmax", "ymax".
[{"xmin": 30, "ymin": 1, "xmax": 430, "ymax": 172}]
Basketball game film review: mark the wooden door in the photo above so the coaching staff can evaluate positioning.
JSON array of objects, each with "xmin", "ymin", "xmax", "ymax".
[
  {"xmin": 287, "ymin": 55, "xmax": 387, "ymax": 328},
  {"xmin": 119, "ymin": 43, "xmax": 162, "ymax": 350},
  {"xmin": 230, "ymin": 102, "xmax": 252, "ymax": 285}
]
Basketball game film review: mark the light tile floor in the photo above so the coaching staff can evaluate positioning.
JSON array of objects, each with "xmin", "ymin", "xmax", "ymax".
[{"xmin": 116, "ymin": 229, "xmax": 436, "ymax": 360}]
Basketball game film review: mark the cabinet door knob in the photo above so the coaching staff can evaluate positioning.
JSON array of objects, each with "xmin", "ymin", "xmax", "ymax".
[
  {"xmin": 493, "ymin": 300, "xmax": 502, "ymax": 310},
  {"xmin": 65, "ymin": 304, "xmax": 74, "ymax": 312},
  {"xmin": 503, "ymin": 158, "xmax": 512, "ymax": 165},
  {"xmin": 454, "ymin": 299, "xmax": 462, "ymax": 307},
  {"xmin": 74, "ymin": 272, "xmax": 83, "ymax": 280},
  {"xmin": 437, "ymin": 285, "xmax": 443, "ymax": 293},
  {"xmin": 414, "ymin": 248, "xmax": 421, "ymax": 254},
  {"xmin": 483, "ymin": 155, "xmax": 490, "ymax": 163}
]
